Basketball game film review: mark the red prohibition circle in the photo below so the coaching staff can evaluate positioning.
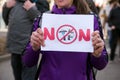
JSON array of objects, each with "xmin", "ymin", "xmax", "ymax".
[{"xmin": 56, "ymin": 24, "xmax": 77, "ymax": 44}]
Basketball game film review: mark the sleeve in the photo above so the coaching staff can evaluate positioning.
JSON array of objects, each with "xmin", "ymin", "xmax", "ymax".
[
  {"xmin": 2, "ymin": 3, "xmax": 12, "ymax": 25},
  {"xmin": 90, "ymin": 15, "xmax": 108, "ymax": 70},
  {"xmin": 108, "ymin": 9, "xmax": 114, "ymax": 27},
  {"xmin": 22, "ymin": 43, "xmax": 40, "ymax": 67},
  {"xmin": 22, "ymin": 16, "xmax": 42, "ymax": 67},
  {"xmin": 26, "ymin": 0, "xmax": 49, "ymax": 21}
]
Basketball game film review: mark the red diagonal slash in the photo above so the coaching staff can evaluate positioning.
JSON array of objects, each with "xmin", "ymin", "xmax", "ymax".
[{"xmin": 59, "ymin": 27, "xmax": 74, "ymax": 41}]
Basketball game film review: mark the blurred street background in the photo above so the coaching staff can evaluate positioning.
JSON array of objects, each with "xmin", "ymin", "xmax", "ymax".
[{"xmin": 0, "ymin": 0, "xmax": 120, "ymax": 80}]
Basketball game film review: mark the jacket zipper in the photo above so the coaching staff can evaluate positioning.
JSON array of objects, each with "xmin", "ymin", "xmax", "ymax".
[{"xmin": 62, "ymin": 8, "xmax": 66, "ymax": 14}]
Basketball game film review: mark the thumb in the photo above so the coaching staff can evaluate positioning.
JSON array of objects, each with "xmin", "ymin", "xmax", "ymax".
[{"xmin": 25, "ymin": 0, "xmax": 31, "ymax": 2}]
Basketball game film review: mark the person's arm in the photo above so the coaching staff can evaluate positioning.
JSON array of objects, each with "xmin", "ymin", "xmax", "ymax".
[
  {"xmin": 22, "ymin": 16, "xmax": 42, "ymax": 67},
  {"xmin": 23, "ymin": 0, "xmax": 49, "ymax": 21},
  {"xmin": 22, "ymin": 43, "xmax": 40, "ymax": 67},
  {"xmin": 108, "ymin": 9, "xmax": 114, "ymax": 27},
  {"xmin": 108, "ymin": 9, "xmax": 117, "ymax": 30},
  {"xmin": 2, "ymin": 0, "xmax": 16, "ymax": 25},
  {"xmin": 90, "ymin": 48, "xmax": 108, "ymax": 70},
  {"xmin": 2, "ymin": 3, "xmax": 11, "ymax": 25},
  {"xmin": 90, "ymin": 16, "xmax": 108, "ymax": 70}
]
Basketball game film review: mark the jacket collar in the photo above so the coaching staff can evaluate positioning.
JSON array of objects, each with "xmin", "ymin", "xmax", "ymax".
[{"xmin": 52, "ymin": 5, "xmax": 76, "ymax": 14}]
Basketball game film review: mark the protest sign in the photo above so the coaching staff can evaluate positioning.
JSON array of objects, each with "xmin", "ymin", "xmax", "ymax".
[{"xmin": 41, "ymin": 13, "xmax": 94, "ymax": 52}]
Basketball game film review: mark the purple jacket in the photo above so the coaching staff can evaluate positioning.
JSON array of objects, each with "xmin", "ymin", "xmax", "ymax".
[{"xmin": 22, "ymin": 5, "xmax": 108, "ymax": 80}]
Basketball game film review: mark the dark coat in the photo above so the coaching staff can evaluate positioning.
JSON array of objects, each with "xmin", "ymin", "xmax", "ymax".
[
  {"xmin": 108, "ymin": 6, "xmax": 120, "ymax": 30},
  {"xmin": 2, "ymin": 0, "xmax": 49, "ymax": 54}
]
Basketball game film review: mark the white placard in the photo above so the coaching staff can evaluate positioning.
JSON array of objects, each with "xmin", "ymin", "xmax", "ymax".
[{"xmin": 41, "ymin": 13, "xmax": 94, "ymax": 52}]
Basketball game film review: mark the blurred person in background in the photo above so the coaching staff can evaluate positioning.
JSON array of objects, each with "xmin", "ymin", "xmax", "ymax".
[
  {"xmin": 99, "ymin": 0, "xmax": 118, "ymax": 51},
  {"xmin": 2, "ymin": 0, "xmax": 49, "ymax": 80},
  {"xmin": 108, "ymin": 0, "xmax": 120, "ymax": 61}
]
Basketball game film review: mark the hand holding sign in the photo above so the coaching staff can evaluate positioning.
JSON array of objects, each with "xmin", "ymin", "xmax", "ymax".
[
  {"xmin": 30, "ymin": 28, "xmax": 45, "ymax": 51},
  {"xmin": 92, "ymin": 30, "xmax": 104, "ymax": 57}
]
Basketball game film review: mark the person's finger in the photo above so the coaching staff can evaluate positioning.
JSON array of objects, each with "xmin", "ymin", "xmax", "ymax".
[
  {"xmin": 39, "ymin": 35, "xmax": 45, "ymax": 47},
  {"xmin": 92, "ymin": 30, "xmax": 99, "ymax": 37},
  {"xmin": 92, "ymin": 38, "xmax": 102, "ymax": 46},
  {"xmin": 94, "ymin": 46, "xmax": 103, "ymax": 55},
  {"xmin": 37, "ymin": 28, "xmax": 43, "ymax": 35},
  {"xmin": 32, "ymin": 30, "xmax": 45, "ymax": 47},
  {"xmin": 32, "ymin": 31, "xmax": 42, "ymax": 43},
  {"xmin": 94, "ymin": 41, "xmax": 104, "ymax": 50}
]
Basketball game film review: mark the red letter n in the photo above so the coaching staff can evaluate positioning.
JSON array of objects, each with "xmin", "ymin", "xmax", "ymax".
[
  {"xmin": 44, "ymin": 27, "xmax": 55, "ymax": 40},
  {"xmin": 79, "ymin": 29, "xmax": 90, "ymax": 41}
]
